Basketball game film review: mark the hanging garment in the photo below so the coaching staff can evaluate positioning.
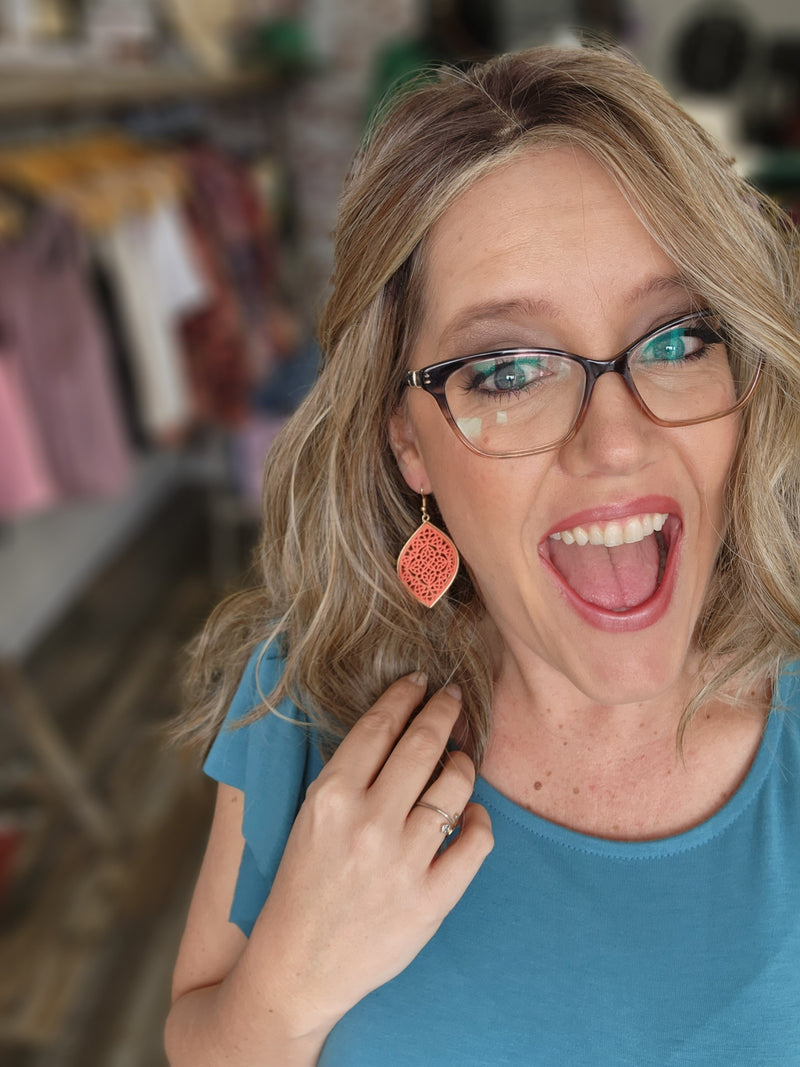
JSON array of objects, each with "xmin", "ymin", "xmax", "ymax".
[
  {"xmin": 97, "ymin": 197, "xmax": 208, "ymax": 443},
  {"xmin": 0, "ymin": 340, "xmax": 57, "ymax": 520},
  {"xmin": 179, "ymin": 145, "xmax": 301, "ymax": 426},
  {"xmin": 229, "ymin": 413, "xmax": 289, "ymax": 505},
  {"xmin": 87, "ymin": 255, "xmax": 148, "ymax": 448},
  {"xmin": 178, "ymin": 204, "xmax": 252, "ymax": 426},
  {"xmin": 0, "ymin": 207, "xmax": 132, "ymax": 500}
]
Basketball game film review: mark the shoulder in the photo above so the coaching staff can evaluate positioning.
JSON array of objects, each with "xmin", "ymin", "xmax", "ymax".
[
  {"xmin": 204, "ymin": 641, "xmax": 316, "ymax": 790},
  {"xmin": 221, "ymin": 641, "xmax": 299, "ymax": 723},
  {"xmin": 770, "ymin": 659, "xmax": 800, "ymax": 770},
  {"xmin": 203, "ymin": 637, "xmax": 325, "ymax": 844},
  {"xmin": 774, "ymin": 659, "xmax": 800, "ymax": 712}
]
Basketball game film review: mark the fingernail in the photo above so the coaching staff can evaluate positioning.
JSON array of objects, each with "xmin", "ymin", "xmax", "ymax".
[
  {"xmin": 445, "ymin": 683, "xmax": 462, "ymax": 701},
  {"xmin": 408, "ymin": 671, "xmax": 427, "ymax": 687}
]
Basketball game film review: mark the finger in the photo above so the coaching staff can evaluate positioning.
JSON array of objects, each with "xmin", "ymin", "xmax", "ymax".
[
  {"xmin": 407, "ymin": 749, "xmax": 476, "ymax": 856},
  {"xmin": 321, "ymin": 672, "xmax": 428, "ymax": 788},
  {"xmin": 427, "ymin": 801, "xmax": 494, "ymax": 909},
  {"xmin": 371, "ymin": 685, "xmax": 463, "ymax": 806}
]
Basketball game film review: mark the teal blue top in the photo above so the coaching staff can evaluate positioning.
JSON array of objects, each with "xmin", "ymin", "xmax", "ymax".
[{"xmin": 205, "ymin": 645, "xmax": 800, "ymax": 1064}]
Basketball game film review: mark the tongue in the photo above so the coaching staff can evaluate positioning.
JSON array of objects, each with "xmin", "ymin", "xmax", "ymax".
[{"xmin": 548, "ymin": 535, "xmax": 661, "ymax": 611}]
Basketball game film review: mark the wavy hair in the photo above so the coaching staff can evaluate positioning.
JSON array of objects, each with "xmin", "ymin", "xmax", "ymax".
[{"xmin": 176, "ymin": 45, "xmax": 800, "ymax": 762}]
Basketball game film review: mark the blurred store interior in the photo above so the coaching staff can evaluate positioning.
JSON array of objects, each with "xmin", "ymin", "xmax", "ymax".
[{"xmin": 1, "ymin": 1, "xmax": 799, "ymax": 1064}]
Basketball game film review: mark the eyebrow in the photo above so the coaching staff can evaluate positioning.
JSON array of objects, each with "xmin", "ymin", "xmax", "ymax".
[{"xmin": 437, "ymin": 274, "xmax": 695, "ymax": 348}]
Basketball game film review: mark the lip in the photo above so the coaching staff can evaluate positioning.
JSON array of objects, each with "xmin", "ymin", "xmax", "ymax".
[
  {"xmin": 539, "ymin": 496, "xmax": 683, "ymax": 633},
  {"xmin": 543, "ymin": 496, "xmax": 682, "ymax": 539}
]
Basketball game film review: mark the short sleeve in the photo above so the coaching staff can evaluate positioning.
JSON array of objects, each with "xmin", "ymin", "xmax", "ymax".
[{"xmin": 204, "ymin": 643, "xmax": 324, "ymax": 935}]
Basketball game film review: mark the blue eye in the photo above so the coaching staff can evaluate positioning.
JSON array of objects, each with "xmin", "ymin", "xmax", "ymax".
[
  {"xmin": 488, "ymin": 362, "xmax": 530, "ymax": 391},
  {"xmin": 470, "ymin": 356, "xmax": 548, "ymax": 394},
  {"xmin": 641, "ymin": 328, "xmax": 689, "ymax": 364}
]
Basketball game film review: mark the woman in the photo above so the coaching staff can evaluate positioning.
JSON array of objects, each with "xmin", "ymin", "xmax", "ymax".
[{"xmin": 166, "ymin": 45, "xmax": 800, "ymax": 1064}]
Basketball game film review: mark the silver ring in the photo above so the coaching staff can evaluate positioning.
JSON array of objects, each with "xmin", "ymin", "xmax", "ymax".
[{"xmin": 414, "ymin": 801, "xmax": 461, "ymax": 836}]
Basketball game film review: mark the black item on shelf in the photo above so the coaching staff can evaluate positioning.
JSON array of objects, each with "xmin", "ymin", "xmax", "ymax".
[
  {"xmin": 672, "ymin": 8, "xmax": 753, "ymax": 95},
  {"xmin": 742, "ymin": 37, "xmax": 800, "ymax": 149}
]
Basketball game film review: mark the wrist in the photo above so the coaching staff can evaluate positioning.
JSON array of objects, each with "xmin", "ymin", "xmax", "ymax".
[{"xmin": 219, "ymin": 941, "xmax": 338, "ymax": 1053}]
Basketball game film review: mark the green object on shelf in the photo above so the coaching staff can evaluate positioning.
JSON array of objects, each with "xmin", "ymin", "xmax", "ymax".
[
  {"xmin": 236, "ymin": 17, "xmax": 318, "ymax": 77},
  {"xmin": 748, "ymin": 150, "xmax": 800, "ymax": 189}
]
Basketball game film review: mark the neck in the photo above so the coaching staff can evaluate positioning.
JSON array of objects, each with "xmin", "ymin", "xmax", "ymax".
[
  {"xmin": 480, "ymin": 644, "xmax": 769, "ymax": 841},
  {"xmin": 490, "ymin": 633, "xmax": 703, "ymax": 750}
]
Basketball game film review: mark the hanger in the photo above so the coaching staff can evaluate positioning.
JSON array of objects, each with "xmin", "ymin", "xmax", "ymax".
[
  {"xmin": 0, "ymin": 132, "xmax": 186, "ymax": 231},
  {"xmin": 0, "ymin": 178, "xmax": 40, "ymax": 240}
]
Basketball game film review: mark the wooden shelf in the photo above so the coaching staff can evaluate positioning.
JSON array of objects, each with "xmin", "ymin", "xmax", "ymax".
[{"xmin": 0, "ymin": 64, "xmax": 271, "ymax": 116}]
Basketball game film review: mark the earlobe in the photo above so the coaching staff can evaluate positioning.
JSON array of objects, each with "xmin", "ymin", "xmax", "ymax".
[{"xmin": 388, "ymin": 410, "xmax": 431, "ymax": 493}]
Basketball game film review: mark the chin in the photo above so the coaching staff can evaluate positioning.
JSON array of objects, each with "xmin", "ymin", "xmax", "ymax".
[{"xmin": 554, "ymin": 633, "xmax": 697, "ymax": 709}]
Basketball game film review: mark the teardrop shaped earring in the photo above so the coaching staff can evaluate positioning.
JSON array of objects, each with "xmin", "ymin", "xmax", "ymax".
[{"xmin": 396, "ymin": 492, "xmax": 460, "ymax": 608}]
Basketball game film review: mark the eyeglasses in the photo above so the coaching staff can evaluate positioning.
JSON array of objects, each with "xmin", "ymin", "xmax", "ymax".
[{"xmin": 404, "ymin": 310, "xmax": 762, "ymax": 458}]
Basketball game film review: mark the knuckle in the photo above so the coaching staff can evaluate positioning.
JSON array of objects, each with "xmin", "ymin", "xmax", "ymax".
[
  {"xmin": 304, "ymin": 775, "xmax": 389, "ymax": 855},
  {"xmin": 304, "ymin": 774, "xmax": 351, "ymax": 819},
  {"xmin": 404, "ymin": 722, "xmax": 445, "ymax": 763},
  {"xmin": 351, "ymin": 816, "xmax": 386, "ymax": 859},
  {"xmin": 358, "ymin": 705, "xmax": 400, "ymax": 741}
]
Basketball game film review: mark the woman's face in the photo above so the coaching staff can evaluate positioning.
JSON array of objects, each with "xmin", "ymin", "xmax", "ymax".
[{"xmin": 389, "ymin": 147, "xmax": 741, "ymax": 706}]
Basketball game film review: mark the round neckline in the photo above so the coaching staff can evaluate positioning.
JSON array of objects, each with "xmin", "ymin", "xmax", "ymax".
[{"xmin": 474, "ymin": 674, "xmax": 792, "ymax": 861}]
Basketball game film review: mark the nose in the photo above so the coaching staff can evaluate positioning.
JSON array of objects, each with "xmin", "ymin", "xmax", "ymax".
[{"xmin": 558, "ymin": 368, "xmax": 655, "ymax": 477}]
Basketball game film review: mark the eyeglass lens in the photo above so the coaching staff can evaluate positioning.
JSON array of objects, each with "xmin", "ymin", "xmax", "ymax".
[{"xmin": 443, "ymin": 315, "xmax": 755, "ymax": 456}]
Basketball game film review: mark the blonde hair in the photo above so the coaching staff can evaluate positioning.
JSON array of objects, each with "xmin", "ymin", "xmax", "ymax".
[{"xmin": 177, "ymin": 45, "xmax": 800, "ymax": 762}]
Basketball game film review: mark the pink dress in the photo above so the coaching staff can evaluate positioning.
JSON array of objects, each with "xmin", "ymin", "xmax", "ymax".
[
  {"xmin": 0, "ymin": 345, "xmax": 56, "ymax": 519},
  {"xmin": 0, "ymin": 208, "xmax": 132, "ymax": 500}
]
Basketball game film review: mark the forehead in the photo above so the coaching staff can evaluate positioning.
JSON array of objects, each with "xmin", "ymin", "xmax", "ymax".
[{"xmin": 416, "ymin": 147, "xmax": 684, "ymax": 358}]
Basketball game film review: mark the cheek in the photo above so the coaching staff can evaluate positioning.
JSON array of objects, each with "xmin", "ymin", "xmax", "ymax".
[
  {"xmin": 685, "ymin": 421, "xmax": 739, "ymax": 540},
  {"xmin": 424, "ymin": 454, "xmax": 547, "ymax": 575},
  {"xmin": 705, "ymin": 421, "xmax": 739, "ymax": 497},
  {"xmin": 425, "ymin": 461, "xmax": 494, "ymax": 537}
]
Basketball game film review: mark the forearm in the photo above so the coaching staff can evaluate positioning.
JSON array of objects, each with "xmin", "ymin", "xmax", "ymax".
[{"xmin": 164, "ymin": 969, "xmax": 329, "ymax": 1067}]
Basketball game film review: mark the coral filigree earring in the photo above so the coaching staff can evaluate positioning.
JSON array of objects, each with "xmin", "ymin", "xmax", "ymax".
[{"xmin": 397, "ymin": 493, "xmax": 460, "ymax": 608}]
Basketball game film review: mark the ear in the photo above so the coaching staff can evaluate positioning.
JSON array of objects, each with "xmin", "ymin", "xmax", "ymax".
[{"xmin": 388, "ymin": 408, "xmax": 431, "ymax": 494}]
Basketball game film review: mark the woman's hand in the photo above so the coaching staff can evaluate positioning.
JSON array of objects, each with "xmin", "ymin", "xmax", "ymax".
[{"xmin": 234, "ymin": 673, "xmax": 493, "ymax": 1043}]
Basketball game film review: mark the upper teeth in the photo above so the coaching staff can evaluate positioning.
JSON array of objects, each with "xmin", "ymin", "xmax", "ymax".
[{"xmin": 549, "ymin": 512, "xmax": 668, "ymax": 548}]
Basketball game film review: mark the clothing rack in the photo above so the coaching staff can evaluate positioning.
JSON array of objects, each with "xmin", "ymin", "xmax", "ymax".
[{"xmin": 0, "ymin": 73, "xmax": 295, "ymax": 858}]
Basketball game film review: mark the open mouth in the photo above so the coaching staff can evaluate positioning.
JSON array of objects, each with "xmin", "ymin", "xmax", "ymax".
[{"xmin": 544, "ymin": 512, "xmax": 680, "ymax": 614}]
